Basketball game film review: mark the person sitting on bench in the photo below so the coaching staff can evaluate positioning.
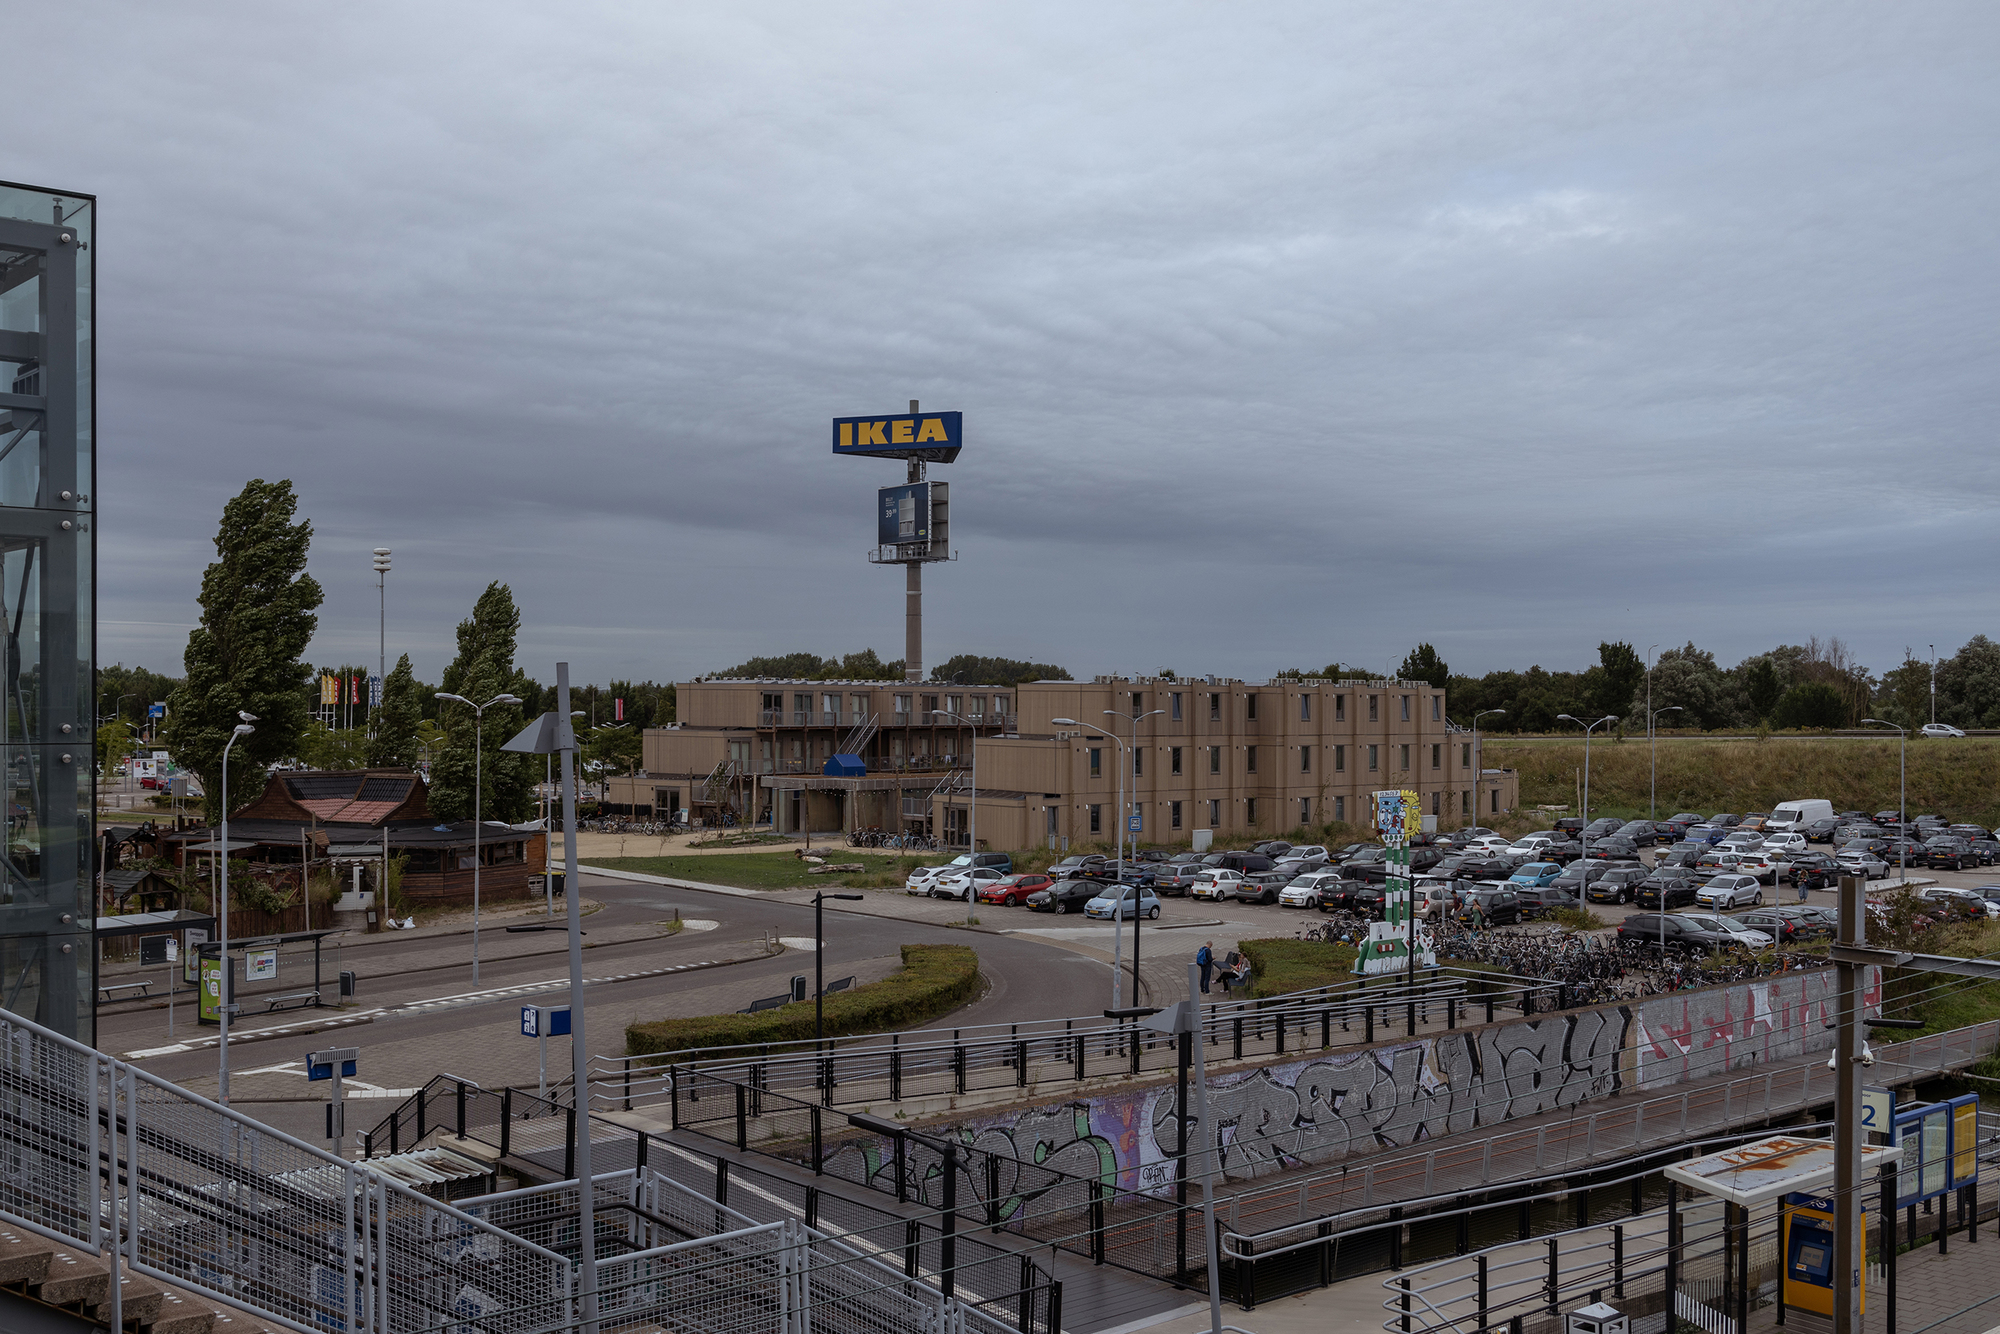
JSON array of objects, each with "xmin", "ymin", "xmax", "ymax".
[{"xmin": 1218, "ymin": 951, "xmax": 1251, "ymax": 995}]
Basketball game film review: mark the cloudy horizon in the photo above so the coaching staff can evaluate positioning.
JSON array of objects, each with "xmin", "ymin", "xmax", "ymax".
[{"xmin": 11, "ymin": 2, "xmax": 1997, "ymax": 690}]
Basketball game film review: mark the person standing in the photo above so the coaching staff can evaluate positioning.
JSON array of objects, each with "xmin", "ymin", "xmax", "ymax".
[
  {"xmin": 1196, "ymin": 940, "xmax": 1214, "ymax": 994},
  {"xmin": 1795, "ymin": 867, "xmax": 1810, "ymax": 903}
]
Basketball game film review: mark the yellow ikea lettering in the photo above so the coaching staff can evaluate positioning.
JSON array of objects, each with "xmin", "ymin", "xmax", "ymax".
[
  {"xmin": 858, "ymin": 421, "xmax": 888, "ymax": 446},
  {"xmin": 891, "ymin": 419, "xmax": 914, "ymax": 444},
  {"xmin": 839, "ymin": 422, "xmax": 854, "ymax": 447},
  {"xmin": 915, "ymin": 417, "xmax": 948, "ymax": 443}
]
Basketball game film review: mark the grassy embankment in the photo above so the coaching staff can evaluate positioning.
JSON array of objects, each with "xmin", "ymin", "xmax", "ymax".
[{"xmin": 1482, "ymin": 736, "xmax": 2000, "ymax": 836}]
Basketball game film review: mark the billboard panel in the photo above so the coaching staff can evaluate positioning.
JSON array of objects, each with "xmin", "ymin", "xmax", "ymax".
[
  {"xmin": 878, "ymin": 482, "xmax": 932, "ymax": 545},
  {"xmin": 834, "ymin": 411, "xmax": 963, "ymax": 462}
]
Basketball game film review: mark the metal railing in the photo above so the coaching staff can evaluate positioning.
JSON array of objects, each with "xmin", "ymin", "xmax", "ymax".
[
  {"xmin": 595, "ymin": 968, "xmax": 1521, "ymax": 1116},
  {"xmin": 0, "ymin": 1007, "xmax": 572, "ymax": 1334}
]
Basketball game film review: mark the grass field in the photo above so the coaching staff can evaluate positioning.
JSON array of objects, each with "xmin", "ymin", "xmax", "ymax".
[
  {"xmin": 581, "ymin": 851, "xmax": 920, "ymax": 890},
  {"xmin": 1484, "ymin": 736, "xmax": 2000, "ymax": 829}
]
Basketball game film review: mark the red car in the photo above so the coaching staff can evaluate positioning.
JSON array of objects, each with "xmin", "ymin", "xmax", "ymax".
[
  {"xmin": 978, "ymin": 873, "xmax": 1053, "ymax": 906},
  {"xmin": 138, "ymin": 776, "xmax": 163, "ymax": 790}
]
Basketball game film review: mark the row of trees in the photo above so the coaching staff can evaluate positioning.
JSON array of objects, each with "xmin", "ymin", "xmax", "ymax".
[{"xmin": 1400, "ymin": 636, "xmax": 1983, "ymax": 734}]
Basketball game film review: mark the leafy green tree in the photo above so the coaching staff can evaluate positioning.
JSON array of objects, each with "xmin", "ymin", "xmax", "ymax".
[
  {"xmin": 294, "ymin": 720, "xmax": 368, "ymax": 770},
  {"xmin": 1397, "ymin": 644, "xmax": 1450, "ymax": 690},
  {"xmin": 1593, "ymin": 642, "xmax": 1645, "ymax": 722},
  {"xmin": 1628, "ymin": 643, "xmax": 1729, "ymax": 730},
  {"xmin": 712, "ymin": 651, "xmax": 830, "ymax": 679},
  {"xmin": 930, "ymin": 655, "xmax": 1071, "ymax": 686},
  {"xmin": 1938, "ymin": 635, "xmax": 2000, "ymax": 729},
  {"xmin": 585, "ymin": 721, "xmax": 643, "ymax": 773},
  {"xmin": 161, "ymin": 479, "xmax": 323, "ymax": 818},
  {"xmin": 429, "ymin": 583, "xmax": 532, "ymax": 823},
  {"xmin": 1876, "ymin": 650, "xmax": 1932, "ymax": 730},
  {"xmin": 1743, "ymin": 656, "xmax": 1783, "ymax": 720},
  {"xmin": 1771, "ymin": 682, "xmax": 1847, "ymax": 729},
  {"xmin": 366, "ymin": 654, "xmax": 424, "ymax": 768}
]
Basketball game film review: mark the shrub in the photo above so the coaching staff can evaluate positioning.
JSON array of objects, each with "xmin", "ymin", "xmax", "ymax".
[
  {"xmin": 1237, "ymin": 938, "xmax": 1358, "ymax": 998},
  {"xmin": 625, "ymin": 943, "xmax": 980, "ymax": 1058},
  {"xmin": 1547, "ymin": 907, "xmax": 1606, "ymax": 931}
]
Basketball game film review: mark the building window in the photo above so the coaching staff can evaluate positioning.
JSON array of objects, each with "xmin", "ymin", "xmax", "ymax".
[
  {"xmin": 1400, "ymin": 744, "xmax": 1410, "ymax": 770},
  {"xmin": 1400, "ymin": 695, "xmax": 1410, "ymax": 722},
  {"xmin": 1209, "ymin": 693, "xmax": 1221, "ymax": 721},
  {"xmin": 1368, "ymin": 695, "xmax": 1379, "ymax": 722},
  {"xmin": 822, "ymin": 692, "xmax": 839, "ymax": 722},
  {"xmin": 1299, "ymin": 796, "xmax": 1312, "ymax": 824},
  {"xmin": 922, "ymin": 693, "xmax": 939, "ymax": 719},
  {"xmin": 1336, "ymin": 694, "xmax": 1346, "ymax": 721},
  {"xmin": 1300, "ymin": 694, "xmax": 1311, "ymax": 722},
  {"xmin": 1432, "ymin": 696, "xmax": 1441, "ymax": 722},
  {"xmin": 1131, "ymin": 691, "xmax": 1144, "ymax": 714},
  {"xmin": 1493, "ymin": 788, "xmax": 1500, "ymax": 814},
  {"xmin": 969, "ymin": 695, "xmax": 987, "ymax": 718},
  {"xmin": 1245, "ymin": 693, "xmax": 1259, "ymax": 721},
  {"xmin": 1209, "ymin": 748, "xmax": 1221, "ymax": 775},
  {"xmin": 1300, "ymin": 746, "xmax": 1311, "ymax": 774},
  {"xmin": 1089, "ymin": 804, "xmax": 1101, "ymax": 834},
  {"xmin": 946, "ymin": 694, "xmax": 963, "ymax": 719},
  {"xmin": 1171, "ymin": 746, "xmax": 1183, "ymax": 775},
  {"xmin": 1335, "ymin": 795, "xmax": 1346, "ymax": 821},
  {"xmin": 1206, "ymin": 799, "xmax": 1220, "ymax": 827},
  {"xmin": 1089, "ymin": 747, "xmax": 1101, "ymax": 778},
  {"xmin": 1462, "ymin": 790, "xmax": 1472, "ymax": 816},
  {"xmin": 1246, "ymin": 797, "xmax": 1258, "ymax": 825},
  {"xmin": 1431, "ymin": 790, "xmax": 1440, "ymax": 816},
  {"xmin": 895, "ymin": 693, "xmax": 912, "ymax": 717},
  {"xmin": 1133, "ymin": 748, "xmax": 1143, "ymax": 777},
  {"xmin": 1462, "ymin": 742, "xmax": 1472, "ymax": 768},
  {"xmin": 1335, "ymin": 744, "xmax": 1346, "ymax": 772},
  {"xmin": 995, "ymin": 694, "xmax": 1011, "ymax": 715},
  {"xmin": 1171, "ymin": 800, "xmax": 1183, "ymax": 830},
  {"xmin": 1368, "ymin": 745, "xmax": 1379, "ymax": 771},
  {"xmin": 1431, "ymin": 743, "xmax": 1441, "ymax": 770},
  {"xmin": 1171, "ymin": 692, "xmax": 1183, "ymax": 721},
  {"xmin": 1246, "ymin": 746, "xmax": 1257, "ymax": 774}
]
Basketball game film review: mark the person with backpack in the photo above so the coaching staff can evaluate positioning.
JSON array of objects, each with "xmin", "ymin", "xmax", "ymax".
[{"xmin": 1196, "ymin": 941, "xmax": 1214, "ymax": 994}]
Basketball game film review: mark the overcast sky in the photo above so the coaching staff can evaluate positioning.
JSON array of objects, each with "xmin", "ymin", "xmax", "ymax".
[{"xmin": 11, "ymin": 3, "xmax": 1998, "ymax": 690}]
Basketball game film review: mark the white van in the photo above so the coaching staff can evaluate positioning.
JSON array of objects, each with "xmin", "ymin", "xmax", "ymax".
[{"xmin": 1767, "ymin": 799, "xmax": 1835, "ymax": 832}]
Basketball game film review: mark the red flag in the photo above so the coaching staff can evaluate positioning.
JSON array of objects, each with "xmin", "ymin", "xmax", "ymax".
[
  {"xmin": 351, "ymin": 673, "xmax": 362, "ymax": 705},
  {"xmin": 615, "ymin": 698, "xmax": 625, "ymax": 721}
]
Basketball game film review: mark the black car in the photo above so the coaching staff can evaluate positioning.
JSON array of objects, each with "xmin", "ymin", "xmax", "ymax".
[
  {"xmin": 1583, "ymin": 817, "xmax": 1625, "ymax": 841},
  {"xmin": 1311, "ymin": 878, "xmax": 1371, "ymax": 913},
  {"xmin": 1968, "ymin": 839, "xmax": 2000, "ymax": 867},
  {"xmin": 1586, "ymin": 865, "xmax": 1651, "ymax": 905},
  {"xmin": 1552, "ymin": 817, "xmax": 1587, "ymax": 837},
  {"xmin": 1213, "ymin": 851, "xmax": 1277, "ymax": 874},
  {"xmin": 1734, "ymin": 909, "xmax": 1807, "ymax": 946},
  {"xmin": 1027, "ymin": 876, "xmax": 1111, "ymax": 914},
  {"xmin": 1541, "ymin": 839, "xmax": 1585, "ymax": 865},
  {"xmin": 1635, "ymin": 875, "xmax": 1700, "ymax": 910},
  {"xmin": 1351, "ymin": 846, "xmax": 1446, "ymax": 884},
  {"xmin": 1766, "ymin": 906, "xmax": 1836, "ymax": 939},
  {"xmin": 1518, "ymin": 886, "xmax": 1582, "ymax": 918},
  {"xmin": 1586, "ymin": 837, "xmax": 1643, "ymax": 862},
  {"xmin": 1617, "ymin": 913, "xmax": 1735, "ymax": 954},
  {"xmin": 1250, "ymin": 840, "xmax": 1293, "ymax": 858},
  {"xmin": 1657, "ymin": 847, "xmax": 1707, "ymax": 872},
  {"xmin": 1048, "ymin": 855, "xmax": 1110, "ymax": 879},
  {"xmin": 1880, "ymin": 839, "xmax": 1933, "ymax": 869},
  {"xmin": 1924, "ymin": 837, "xmax": 1977, "ymax": 870},
  {"xmin": 1802, "ymin": 817, "xmax": 1845, "ymax": 843},
  {"xmin": 1784, "ymin": 852, "xmax": 1842, "ymax": 889},
  {"xmin": 1454, "ymin": 854, "xmax": 1519, "ymax": 881},
  {"xmin": 1458, "ymin": 887, "xmax": 1522, "ymax": 925},
  {"xmin": 1874, "ymin": 810, "xmax": 1903, "ymax": 825},
  {"xmin": 1550, "ymin": 862, "xmax": 1613, "ymax": 895}
]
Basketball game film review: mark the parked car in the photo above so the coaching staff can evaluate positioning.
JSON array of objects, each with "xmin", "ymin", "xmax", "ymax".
[
  {"xmin": 1781, "ymin": 852, "xmax": 1842, "ymax": 889},
  {"xmin": 1734, "ymin": 909, "xmax": 1807, "ymax": 945},
  {"xmin": 1085, "ymin": 884, "xmax": 1161, "ymax": 920},
  {"xmin": 1250, "ymin": 840, "xmax": 1294, "ymax": 858},
  {"xmin": 1190, "ymin": 869, "xmax": 1246, "ymax": 902},
  {"xmin": 1463, "ymin": 834, "xmax": 1515, "ymax": 854},
  {"xmin": 1508, "ymin": 861, "xmax": 1564, "ymax": 888},
  {"xmin": 1921, "ymin": 723, "xmax": 1967, "ymax": 738},
  {"xmin": 1677, "ymin": 911, "xmax": 1774, "ymax": 949},
  {"xmin": 1802, "ymin": 817, "xmax": 1845, "ymax": 843},
  {"xmin": 1315, "ymin": 879, "xmax": 1377, "ymax": 913},
  {"xmin": 906, "ymin": 852, "xmax": 1009, "ymax": 893},
  {"xmin": 978, "ymin": 873, "xmax": 1054, "ymax": 906},
  {"xmin": 1635, "ymin": 875, "xmax": 1700, "ymax": 910},
  {"xmin": 931, "ymin": 867, "xmax": 1007, "ymax": 900},
  {"xmin": 1918, "ymin": 887, "xmax": 1993, "ymax": 921},
  {"xmin": 1235, "ymin": 871, "xmax": 1295, "ymax": 905},
  {"xmin": 1518, "ymin": 886, "xmax": 1582, "ymax": 918},
  {"xmin": 1458, "ymin": 887, "xmax": 1522, "ymax": 925},
  {"xmin": 1026, "ymin": 877, "xmax": 1106, "ymax": 914},
  {"xmin": 1760, "ymin": 832, "xmax": 1809, "ymax": 857},
  {"xmin": 1351, "ymin": 846, "xmax": 1446, "ymax": 884},
  {"xmin": 1583, "ymin": 817, "xmax": 1625, "ymax": 841},
  {"xmin": 1617, "ymin": 820, "xmax": 1675, "ymax": 846},
  {"xmin": 1504, "ymin": 834, "xmax": 1559, "ymax": 860},
  {"xmin": 1617, "ymin": 913, "xmax": 1729, "ymax": 954},
  {"xmin": 1585, "ymin": 837, "xmax": 1642, "ymax": 862},
  {"xmin": 1279, "ymin": 871, "xmax": 1351, "ymax": 909},
  {"xmin": 1923, "ymin": 837, "xmax": 1978, "ymax": 871},
  {"xmin": 1765, "ymin": 906, "xmax": 1836, "ymax": 939},
  {"xmin": 1586, "ymin": 866, "xmax": 1651, "ymax": 905},
  {"xmin": 1550, "ymin": 862, "xmax": 1613, "ymax": 894},
  {"xmin": 1968, "ymin": 839, "xmax": 2000, "ymax": 867},
  {"xmin": 1153, "ymin": 864, "xmax": 1210, "ymax": 897},
  {"xmin": 1695, "ymin": 874, "xmax": 1764, "ymax": 910},
  {"xmin": 1552, "ymin": 817, "xmax": 1587, "ymax": 837},
  {"xmin": 1835, "ymin": 851, "xmax": 1892, "ymax": 880},
  {"xmin": 1047, "ymin": 855, "xmax": 1109, "ymax": 879}
]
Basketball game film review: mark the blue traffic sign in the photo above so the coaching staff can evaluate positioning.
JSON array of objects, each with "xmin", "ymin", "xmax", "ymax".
[
  {"xmin": 521, "ymin": 1005, "xmax": 571, "ymax": 1037},
  {"xmin": 1128, "ymin": 815, "xmax": 1142, "ymax": 832},
  {"xmin": 307, "ymin": 1059, "xmax": 356, "ymax": 1081}
]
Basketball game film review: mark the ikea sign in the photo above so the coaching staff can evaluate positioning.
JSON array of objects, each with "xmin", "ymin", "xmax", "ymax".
[{"xmin": 833, "ymin": 411, "xmax": 962, "ymax": 463}]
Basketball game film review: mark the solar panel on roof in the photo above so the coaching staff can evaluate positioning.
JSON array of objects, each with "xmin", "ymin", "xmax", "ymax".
[
  {"xmin": 286, "ymin": 774, "xmax": 360, "ymax": 800},
  {"xmin": 358, "ymin": 777, "xmax": 409, "ymax": 804}
]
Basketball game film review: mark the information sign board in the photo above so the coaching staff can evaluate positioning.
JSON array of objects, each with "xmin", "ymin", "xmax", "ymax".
[
  {"xmin": 246, "ymin": 948, "xmax": 278, "ymax": 982},
  {"xmin": 833, "ymin": 410, "xmax": 963, "ymax": 462}
]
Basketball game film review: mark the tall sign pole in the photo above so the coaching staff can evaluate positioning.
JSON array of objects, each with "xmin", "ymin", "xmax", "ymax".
[
  {"xmin": 1832, "ymin": 872, "xmax": 1866, "ymax": 1334},
  {"xmin": 1354, "ymin": 789, "xmax": 1432, "ymax": 979}
]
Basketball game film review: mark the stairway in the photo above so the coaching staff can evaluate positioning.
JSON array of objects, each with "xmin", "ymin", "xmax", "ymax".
[{"xmin": 0, "ymin": 1224, "xmax": 283, "ymax": 1334}]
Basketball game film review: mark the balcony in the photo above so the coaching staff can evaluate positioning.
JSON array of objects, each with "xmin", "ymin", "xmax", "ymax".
[{"xmin": 760, "ymin": 709, "xmax": 784, "ymax": 725}]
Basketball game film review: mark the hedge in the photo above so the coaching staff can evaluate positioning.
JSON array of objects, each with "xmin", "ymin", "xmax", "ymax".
[{"xmin": 624, "ymin": 943, "xmax": 981, "ymax": 1058}]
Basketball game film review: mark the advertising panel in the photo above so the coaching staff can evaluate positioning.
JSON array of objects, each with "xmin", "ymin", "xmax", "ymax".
[
  {"xmin": 1354, "ymin": 789, "xmax": 1436, "ymax": 975},
  {"xmin": 878, "ymin": 482, "xmax": 932, "ymax": 545},
  {"xmin": 199, "ymin": 956, "xmax": 224, "ymax": 1025},
  {"xmin": 246, "ymin": 947, "xmax": 278, "ymax": 982},
  {"xmin": 833, "ymin": 410, "xmax": 963, "ymax": 462}
]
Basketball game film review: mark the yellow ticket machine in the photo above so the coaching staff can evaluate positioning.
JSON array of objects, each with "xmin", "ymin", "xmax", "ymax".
[{"xmin": 1781, "ymin": 1193, "xmax": 1862, "ymax": 1318}]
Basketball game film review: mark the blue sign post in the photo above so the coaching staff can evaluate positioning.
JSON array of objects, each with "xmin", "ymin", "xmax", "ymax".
[
  {"xmin": 306, "ymin": 1047, "xmax": 358, "ymax": 1149},
  {"xmin": 522, "ymin": 1005, "xmax": 571, "ymax": 1098}
]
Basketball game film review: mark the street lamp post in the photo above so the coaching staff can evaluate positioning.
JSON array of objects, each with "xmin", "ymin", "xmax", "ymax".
[
  {"xmin": 1930, "ymin": 645, "xmax": 1937, "ymax": 727},
  {"xmin": 372, "ymin": 549, "xmax": 390, "ymax": 731},
  {"xmin": 1053, "ymin": 714, "xmax": 1158, "ymax": 1009},
  {"xmin": 436, "ymin": 691, "xmax": 524, "ymax": 982},
  {"xmin": 1109, "ymin": 705, "xmax": 1166, "ymax": 992},
  {"xmin": 217, "ymin": 715, "xmax": 255, "ymax": 1105},
  {"xmin": 1862, "ymin": 719, "xmax": 1908, "ymax": 882},
  {"xmin": 1556, "ymin": 714, "xmax": 1618, "ymax": 869},
  {"xmin": 1649, "ymin": 706, "xmax": 1683, "ymax": 818},
  {"xmin": 938, "ymin": 710, "xmax": 982, "ymax": 925},
  {"xmin": 1472, "ymin": 709, "xmax": 1505, "ymax": 823},
  {"xmin": 815, "ymin": 891, "xmax": 864, "ymax": 1045}
]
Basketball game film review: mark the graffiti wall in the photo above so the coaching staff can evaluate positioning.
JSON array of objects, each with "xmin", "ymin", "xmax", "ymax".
[{"xmin": 814, "ymin": 969, "xmax": 1878, "ymax": 1208}]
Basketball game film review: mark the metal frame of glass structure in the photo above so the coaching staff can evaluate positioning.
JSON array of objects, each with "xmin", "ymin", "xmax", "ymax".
[{"xmin": 0, "ymin": 180, "xmax": 95, "ymax": 1043}]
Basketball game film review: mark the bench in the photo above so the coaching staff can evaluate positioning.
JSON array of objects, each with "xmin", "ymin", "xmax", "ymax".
[
  {"xmin": 738, "ymin": 994, "xmax": 792, "ymax": 1014},
  {"xmin": 816, "ymin": 976, "xmax": 855, "ymax": 997},
  {"xmin": 262, "ymin": 991, "xmax": 320, "ymax": 1013},
  {"xmin": 97, "ymin": 982, "xmax": 149, "ymax": 1002}
]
